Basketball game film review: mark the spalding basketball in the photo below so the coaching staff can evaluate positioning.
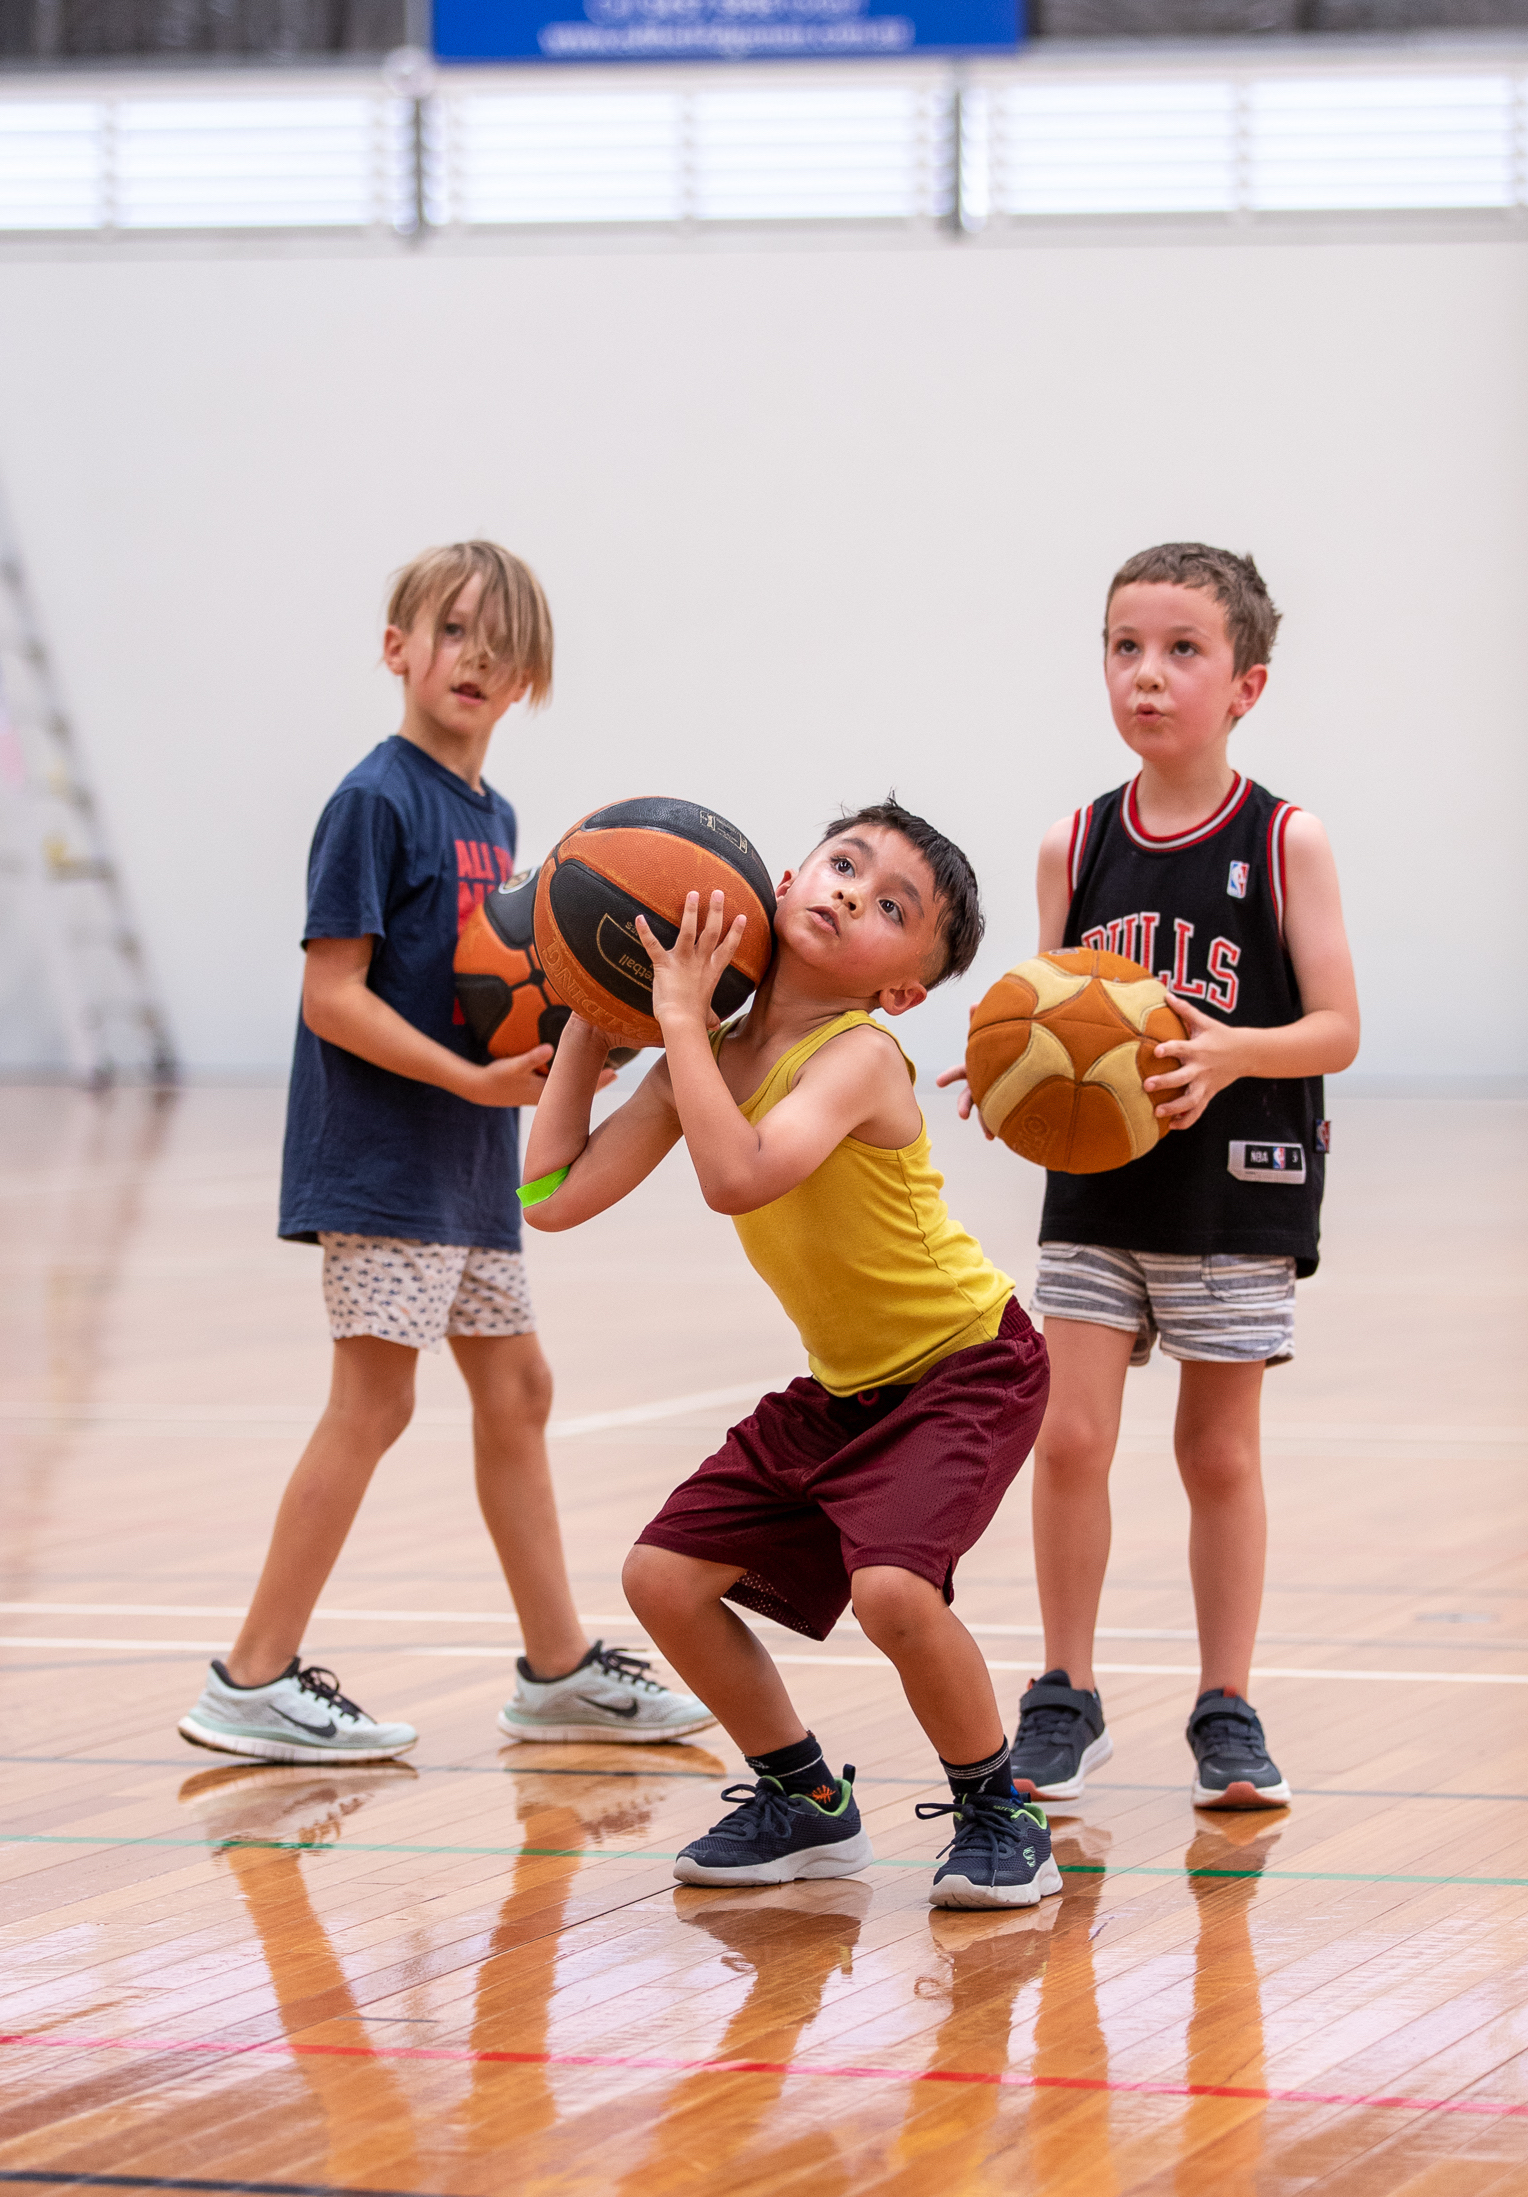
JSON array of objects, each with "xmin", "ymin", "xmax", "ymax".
[
  {"xmin": 966, "ymin": 948, "xmax": 1188, "ymax": 1173},
  {"xmin": 534, "ymin": 798, "xmax": 775, "ymax": 1049}
]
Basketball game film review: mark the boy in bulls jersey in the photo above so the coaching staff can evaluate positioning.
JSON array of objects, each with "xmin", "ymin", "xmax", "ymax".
[{"xmin": 945, "ymin": 543, "xmax": 1359, "ymax": 1808}]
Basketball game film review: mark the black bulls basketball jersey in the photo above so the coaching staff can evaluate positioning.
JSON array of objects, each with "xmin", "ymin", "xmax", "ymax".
[{"xmin": 1040, "ymin": 773, "xmax": 1325, "ymax": 1276}]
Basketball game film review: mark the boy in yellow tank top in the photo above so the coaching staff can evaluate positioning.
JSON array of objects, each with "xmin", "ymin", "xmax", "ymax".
[{"xmin": 522, "ymin": 801, "xmax": 1057, "ymax": 1910}]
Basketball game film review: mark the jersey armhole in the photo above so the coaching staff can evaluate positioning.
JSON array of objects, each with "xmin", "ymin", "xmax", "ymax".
[
  {"xmin": 1066, "ymin": 802, "xmax": 1094, "ymax": 897},
  {"xmin": 1267, "ymin": 802, "xmax": 1299, "ymax": 938}
]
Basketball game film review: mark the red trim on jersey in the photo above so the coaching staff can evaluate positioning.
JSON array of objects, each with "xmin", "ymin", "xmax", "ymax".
[
  {"xmin": 1267, "ymin": 801, "xmax": 1298, "ymax": 936},
  {"xmin": 1121, "ymin": 773, "xmax": 1252, "ymax": 852},
  {"xmin": 1067, "ymin": 803, "xmax": 1094, "ymax": 896}
]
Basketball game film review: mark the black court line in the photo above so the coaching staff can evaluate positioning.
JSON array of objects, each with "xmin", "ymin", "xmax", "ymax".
[
  {"xmin": 0, "ymin": 2176, "xmax": 436, "ymax": 2197},
  {"xmin": 3, "ymin": 1755, "xmax": 1527, "ymax": 1804}
]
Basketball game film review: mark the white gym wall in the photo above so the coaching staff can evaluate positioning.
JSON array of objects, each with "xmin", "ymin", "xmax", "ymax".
[{"xmin": 0, "ymin": 228, "xmax": 1523, "ymax": 1080}]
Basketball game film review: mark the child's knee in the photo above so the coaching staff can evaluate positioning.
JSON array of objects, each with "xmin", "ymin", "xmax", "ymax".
[
  {"xmin": 330, "ymin": 1379, "xmax": 415, "ymax": 1451},
  {"xmin": 622, "ymin": 1543, "xmax": 710, "ymax": 1621},
  {"xmin": 499, "ymin": 1347, "xmax": 554, "ymax": 1429},
  {"xmin": 1036, "ymin": 1401, "xmax": 1116, "ymax": 1478},
  {"xmin": 1177, "ymin": 1435, "xmax": 1261, "ymax": 1498},
  {"xmin": 851, "ymin": 1565, "xmax": 944, "ymax": 1647}
]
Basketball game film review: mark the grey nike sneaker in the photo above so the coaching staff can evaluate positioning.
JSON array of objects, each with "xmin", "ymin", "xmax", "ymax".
[
  {"xmin": 178, "ymin": 1658, "xmax": 418, "ymax": 1764},
  {"xmin": 498, "ymin": 1641, "xmax": 716, "ymax": 1744}
]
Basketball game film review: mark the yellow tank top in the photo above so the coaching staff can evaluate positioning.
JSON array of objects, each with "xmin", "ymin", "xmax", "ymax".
[{"xmin": 717, "ymin": 1010, "xmax": 1014, "ymax": 1396}]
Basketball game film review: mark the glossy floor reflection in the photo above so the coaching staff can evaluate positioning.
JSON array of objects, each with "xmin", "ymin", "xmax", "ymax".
[{"xmin": 2, "ymin": 1086, "xmax": 1526, "ymax": 2195}]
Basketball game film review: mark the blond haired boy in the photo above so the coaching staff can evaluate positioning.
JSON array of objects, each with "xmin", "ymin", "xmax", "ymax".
[{"xmin": 178, "ymin": 542, "xmax": 711, "ymax": 1760}]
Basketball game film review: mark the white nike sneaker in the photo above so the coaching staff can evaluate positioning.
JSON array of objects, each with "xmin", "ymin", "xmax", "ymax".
[
  {"xmin": 177, "ymin": 1658, "xmax": 418, "ymax": 1764},
  {"xmin": 497, "ymin": 1641, "xmax": 716, "ymax": 1745}
]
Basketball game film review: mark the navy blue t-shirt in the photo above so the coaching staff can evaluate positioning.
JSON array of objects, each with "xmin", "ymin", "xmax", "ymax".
[{"xmin": 279, "ymin": 735, "xmax": 523, "ymax": 1250}]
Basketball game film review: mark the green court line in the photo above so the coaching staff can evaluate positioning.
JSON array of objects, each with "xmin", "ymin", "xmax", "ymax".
[{"xmin": 4, "ymin": 1831, "xmax": 1526, "ymax": 1888}]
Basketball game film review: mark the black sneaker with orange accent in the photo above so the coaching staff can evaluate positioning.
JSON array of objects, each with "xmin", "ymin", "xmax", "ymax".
[
  {"xmin": 672, "ymin": 1769, "xmax": 875, "ymax": 1886},
  {"xmin": 1187, "ymin": 1689, "xmax": 1291, "ymax": 1808}
]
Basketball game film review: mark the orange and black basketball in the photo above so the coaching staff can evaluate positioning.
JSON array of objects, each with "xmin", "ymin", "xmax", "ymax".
[
  {"xmin": 966, "ymin": 946, "xmax": 1188, "ymax": 1173},
  {"xmin": 453, "ymin": 866, "xmax": 571, "ymax": 1060},
  {"xmin": 533, "ymin": 797, "xmax": 775, "ymax": 1048}
]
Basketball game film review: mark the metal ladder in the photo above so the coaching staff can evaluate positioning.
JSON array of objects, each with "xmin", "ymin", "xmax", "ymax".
[{"xmin": 0, "ymin": 483, "xmax": 176, "ymax": 1086}]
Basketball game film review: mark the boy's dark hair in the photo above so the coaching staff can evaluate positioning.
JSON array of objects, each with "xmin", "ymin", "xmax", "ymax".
[
  {"xmin": 820, "ymin": 797, "xmax": 984, "ymax": 985},
  {"xmin": 1106, "ymin": 542, "xmax": 1281, "ymax": 676}
]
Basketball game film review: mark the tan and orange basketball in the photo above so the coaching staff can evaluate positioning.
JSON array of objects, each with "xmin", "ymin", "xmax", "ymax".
[
  {"xmin": 533, "ymin": 796, "xmax": 775, "ymax": 1049},
  {"xmin": 965, "ymin": 947, "xmax": 1188, "ymax": 1173}
]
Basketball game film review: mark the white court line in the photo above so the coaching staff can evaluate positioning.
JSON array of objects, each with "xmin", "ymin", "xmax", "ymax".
[
  {"xmin": 0, "ymin": 1393, "xmax": 1520, "ymax": 1446},
  {"xmin": 9, "ymin": 1604, "xmax": 1518, "ymax": 1650},
  {"xmin": 0, "ymin": 1603, "xmax": 1181, "ymax": 1642},
  {"xmin": 1, "ymin": 1636, "xmax": 1523, "ymax": 1683},
  {"xmin": 0, "ymin": 1382, "xmax": 789, "ymax": 1439}
]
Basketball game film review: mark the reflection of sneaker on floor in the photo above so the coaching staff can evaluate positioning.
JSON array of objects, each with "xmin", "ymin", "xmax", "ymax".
[
  {"xmin": 673, "ymin": 1770, "xmax": 874, "ymax": 1886},
  {"xmin": 1187, "ymin": 1688, "xmax": 1291, "ymax": 1808},
  {"xmin": 178, "ymin": 1659, "xmax": 418, "ymax": 1764},
  {"xmin": 1009, "ymin": 1669, "xmax": 1113, "ymax": 1801},
  {"xmin": 498, "ymin": 1642, "xmax": 716, "ymax": 1745},
  {"xmin": 672, "ymin": 1876, "xmax": 875, "ymax": 1935},
  {"xmin": 919, "ymin": 1793, "xmax": 1065, "ymax": 1910},
  {"xmin": 178, "ymin": 1759, "xmax": 416, "ymax": 1849}
]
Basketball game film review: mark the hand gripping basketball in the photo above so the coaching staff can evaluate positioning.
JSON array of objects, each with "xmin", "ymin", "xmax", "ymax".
[
  {"xmin": 634, "ymin": 891, "xmax": 748, "ymax": 1033},
  {"xmin": 531, "ymin": 796, "xmax": 775, "ymax": 1048},
  {"xmin": 963, "ymin": 947, "xmax": 1188, "ymax": 1173}
]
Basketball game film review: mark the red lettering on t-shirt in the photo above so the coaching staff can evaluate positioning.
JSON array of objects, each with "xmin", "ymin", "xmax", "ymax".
[
  {"xmin": 1169, "ymin": 918, "xmax": 1207, "ymax": 998},
  {"xmin": 1206, "ymin": 935, "xmax": 1241, "ymax": 1014},
  {"xmin": 1106, "ymin": 916, "xmax": 1137, "ymax": 960}
]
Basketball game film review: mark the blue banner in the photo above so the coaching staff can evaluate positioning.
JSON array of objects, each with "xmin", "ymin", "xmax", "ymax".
[{"xmin": 435, "ymin": 0, "xmax": 1019, "ymax": 62}]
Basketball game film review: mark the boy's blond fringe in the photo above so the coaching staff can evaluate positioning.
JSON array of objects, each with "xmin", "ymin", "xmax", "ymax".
[{"xmin": 386, "ymin": 542, "xmax": 553, "ymax": 708}]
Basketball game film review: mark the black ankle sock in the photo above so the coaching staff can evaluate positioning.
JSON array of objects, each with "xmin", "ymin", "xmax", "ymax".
[
  {"xmin": 940, "ymin": 1740, "xmax": 1017, "ymax": 1804},
  {"xmin": 746, "ymin": 1733, "xmax": 837, "ymax": 1804}
]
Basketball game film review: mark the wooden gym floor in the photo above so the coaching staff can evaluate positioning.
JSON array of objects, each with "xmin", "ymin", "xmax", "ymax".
[{"xmin": 2, "ymin": 1080, "xmax": 1526, "ymax": 2197}]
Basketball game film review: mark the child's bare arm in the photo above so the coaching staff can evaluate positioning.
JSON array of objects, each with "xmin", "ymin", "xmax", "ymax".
[
  {"xmin": 1034, "ymin": 815, "xmax": 1073, "ymax": 952},
  {"xmin": 1146, "ymin": 812, "xmax": 1360, "ymax": 1129},
  {"xmin": 520, "ymin": 1016, "xmax": 682, "ymax": 1230},
  {"xmin": 303, "ymin": 937, "xmax": 555, "ymax": 1107},
  {"xmin": 638, "ymin": 891, "xmax": 911, "ymax": 1215}
]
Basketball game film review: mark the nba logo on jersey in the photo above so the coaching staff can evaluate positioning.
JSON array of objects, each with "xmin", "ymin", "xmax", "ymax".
[{"xmin": 1227, "ymin": 860, "xmax": 1249, "ymax": 900}]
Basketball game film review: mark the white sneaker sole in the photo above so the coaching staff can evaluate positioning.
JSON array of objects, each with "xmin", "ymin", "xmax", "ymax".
[
  {"xmin": 673, "ymin": 1828, "xmax": 875, "ymax": 1886},
  {"xmin": 929, "ymin": 1855, "xmax": 1065, "ymax": 1910},
  {"xmin": 1012, "ymin": 1729, "xmax": 1113, "ymax": 1803},
  {"xmin": 496, "ymin": 1708, "xmax": 717, "ymax": 1745},
  {"xmin": 177, "ymin": 1713, "xmax": 417, "ymax": 1766},
  {"xmin": 1192, "ymin": 1774, "xmax": 1292, "ymax": 1809}
]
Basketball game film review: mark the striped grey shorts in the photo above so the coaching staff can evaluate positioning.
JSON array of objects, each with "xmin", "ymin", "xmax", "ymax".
[{"xmin": 1031, "ymin": 1242, "xmax": 1296, "ymax": 1367}]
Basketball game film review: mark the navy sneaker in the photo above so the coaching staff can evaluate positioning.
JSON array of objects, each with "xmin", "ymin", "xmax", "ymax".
[
  {"xmin": 1009, "ymin": 1669, "xmax": 1112, "ymax": 1801},
  {"xmin": 918, "ymin": 1792, "xmax": 1064, "ymax": 1910},
  {"xmin": 673, "ymin": 1769, "xmax": 874, "ymax": 1886},
  {"xmin": 1187, "ymin": 1689, "xmax": 1291, "ymax": 1809}
]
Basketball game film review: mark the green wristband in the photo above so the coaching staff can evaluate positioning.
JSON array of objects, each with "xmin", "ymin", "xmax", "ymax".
[{"xmin": 517, "ymin": 1164, "xmax": 571, "ymax": 1209}]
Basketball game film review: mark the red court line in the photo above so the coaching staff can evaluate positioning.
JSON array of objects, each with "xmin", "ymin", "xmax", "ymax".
[{"xmin": 3, "ymin": 2030, "xmax": 1523, "ymax": 2120}]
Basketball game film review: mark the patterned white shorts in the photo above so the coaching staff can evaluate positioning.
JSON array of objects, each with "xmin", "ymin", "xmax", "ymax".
[
  {"xmin": 1031, "ymin": 1242, "xmax": 1296, "ymax": 1367},
  {"xmin": 319, "ymin": 1234, "xmax": 537, "ymax": 1353}
]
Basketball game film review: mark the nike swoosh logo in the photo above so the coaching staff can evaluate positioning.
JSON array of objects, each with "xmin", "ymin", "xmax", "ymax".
[
  {"xmin": 580, "ymin": 1693, "xmax": 640, "ymax": 1719},
  {"xmin": 275, "ymin": 1707, "xmax": 338, "ymax": 1738}
]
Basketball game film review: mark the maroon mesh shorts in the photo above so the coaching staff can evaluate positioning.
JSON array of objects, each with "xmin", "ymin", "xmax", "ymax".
[{"xmin": 635, "ymin": 1297, "xmax": 1049, "ymax": 1641}]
